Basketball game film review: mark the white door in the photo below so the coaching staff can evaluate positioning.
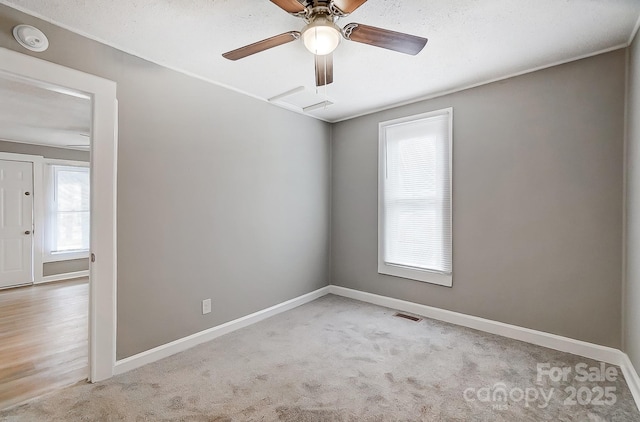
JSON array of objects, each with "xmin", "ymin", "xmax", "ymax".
[{"xmin": 0, "ymin": 160, "xmax": 33, "ymax": 288}]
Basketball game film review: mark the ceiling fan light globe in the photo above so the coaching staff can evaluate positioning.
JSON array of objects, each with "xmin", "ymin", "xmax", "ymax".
[{"xmin": 302, "ymin": 24, "xmax": 341, "ymax": 55}]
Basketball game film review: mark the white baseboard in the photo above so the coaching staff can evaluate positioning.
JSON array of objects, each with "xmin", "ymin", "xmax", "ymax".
[
  {"xmin": 328, "ymin": 285, "xmax": 622, "ymax": 364},
  {"xmin": 35, "ymin": 270, "xmax": 90, "ymax": 284},
  {"xmin": 114, "ymin": 286, "xmax": 331, "ymax": 375},
  {"xmin": 620, "ymin": 353, "xmax": 640, "ymax": 407}
]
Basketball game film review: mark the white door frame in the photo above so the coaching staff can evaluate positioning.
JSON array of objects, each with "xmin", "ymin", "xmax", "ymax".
[
  {"xmin": 0, "ymin": 47, "xmax": 118, "ymax": 382},
  {"xmin": 0, "ymin": 153, "xmax": 44, "ymax": 285}
]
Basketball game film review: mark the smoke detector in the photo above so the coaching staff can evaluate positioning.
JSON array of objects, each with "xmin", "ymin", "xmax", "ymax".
[{"xmin": 13, "ymin": 25, "xmax": 49, "ymax": 52}]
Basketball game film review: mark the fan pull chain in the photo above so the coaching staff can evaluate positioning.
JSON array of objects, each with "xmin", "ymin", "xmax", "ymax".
[
  {"xmin": 323, "ymin": 55, "xmax": 328, "ymax": 102},
  {"xmin": 315, "ymin": 63, "xmax": 320, "ymax": 95},
  {"xmin": 324, "ymin": 70, "xmax": 328, "ymax": 106},
  {"xmin": 313, "ymin": 54, "xmax": 330, "ymax": 110},
  {"xmin": 315, "ymin": 54, "xmax": 328, "ymax": 107}
]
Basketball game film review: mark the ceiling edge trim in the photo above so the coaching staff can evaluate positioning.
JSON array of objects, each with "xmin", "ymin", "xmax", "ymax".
[
  {"xmin": 629, "ymin": 12, "xmax": 640, "ymax": 47},
  {"xmin": 329, "ymin": 43, "xmax": 629, "ymax": 124},
  {"xmin": 0, "ymin": 1, "xmax": 331, "ymax": 124}
]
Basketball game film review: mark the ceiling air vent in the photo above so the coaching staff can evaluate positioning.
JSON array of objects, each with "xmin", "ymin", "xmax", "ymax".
[{"xmin": 268, "ymin": 86, "xmax": 333, "ymax": 114}]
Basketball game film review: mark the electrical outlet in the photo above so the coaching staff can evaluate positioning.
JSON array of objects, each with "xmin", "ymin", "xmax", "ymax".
[{"xmin": 202, "ymin": 298, "xmax": 212, "ymax": 315}]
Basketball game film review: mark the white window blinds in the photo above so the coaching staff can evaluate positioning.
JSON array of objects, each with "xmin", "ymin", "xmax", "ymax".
[
  {"xmin": 380, "ymin": 109, "xmax": 452, "ymax": 278},
  {"xmin": 45, "ymin": 164, "xmax": 90, "ymax": 256}
]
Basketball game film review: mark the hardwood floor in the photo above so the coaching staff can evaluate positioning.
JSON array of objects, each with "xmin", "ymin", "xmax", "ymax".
[{"xmin": 0, "ymin": 278, "xmax": 88, "ymax": 410}]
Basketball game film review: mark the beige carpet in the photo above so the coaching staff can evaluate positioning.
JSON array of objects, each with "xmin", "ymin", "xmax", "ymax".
[{"xmin": 1, "ymin": 295, "xmax": 638, "ymax": 421}]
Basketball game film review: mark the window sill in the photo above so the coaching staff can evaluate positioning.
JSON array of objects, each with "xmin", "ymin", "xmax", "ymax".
[
  {"xmin": 378, "ymin": 263, "xmax": 452, "ymax": 287},
  {"xmin": 43, "ymin": 251, "xmax": 90, "ymax": 263}
]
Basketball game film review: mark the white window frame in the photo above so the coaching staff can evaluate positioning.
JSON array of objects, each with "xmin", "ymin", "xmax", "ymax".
[
  {"xmin": 378, "ymin": 108, "xmax": 453, "ymax": 287},
  {"xmin": 43, "ymin": 159, "xmax": 91, "ymax": 263}
]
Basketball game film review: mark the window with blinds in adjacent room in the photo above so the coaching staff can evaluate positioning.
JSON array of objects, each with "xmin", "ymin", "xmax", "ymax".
[{"xmin": 44, "ymin": 162, "xmax": 91, "ymax": 262}]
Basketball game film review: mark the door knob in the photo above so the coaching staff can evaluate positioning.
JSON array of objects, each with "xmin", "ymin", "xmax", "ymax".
[{"xmin": 24, "ymin": 231, "xmax": 31, "ymax": 235}]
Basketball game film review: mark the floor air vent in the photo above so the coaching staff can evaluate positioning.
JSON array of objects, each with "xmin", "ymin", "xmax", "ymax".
[{"xmin": 393, "ymin": 312, "xmax": 422, "ymax": 322}]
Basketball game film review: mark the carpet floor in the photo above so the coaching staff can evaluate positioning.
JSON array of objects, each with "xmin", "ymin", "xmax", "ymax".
[{"xmin": 1, "ymin": 294, "xmax": 638, "ymax": 421}]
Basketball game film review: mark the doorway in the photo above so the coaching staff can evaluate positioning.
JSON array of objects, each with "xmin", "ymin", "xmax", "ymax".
[
  {"xmin": 0, "ymin": 47, "xmax": 117, "ymax": 390},
  {"xmin": 0, "ymin": 62, "xmax": 94, "ymax": 409}
]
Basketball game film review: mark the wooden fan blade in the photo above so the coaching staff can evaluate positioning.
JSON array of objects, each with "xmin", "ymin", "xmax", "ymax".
[
  {"xmin": 332, "ymin": 0, "xmax": 368, "ymax": 14},
  {"xmin": 222, "ymin": 32, "xmax": 301, "ymax": 61},
  {"xmin": 344, "ymin": 23, "xmax": 427, "ymax": 55},
  {"xmin": 270, "ymin": 0, "xmax": 305, "ymax": 14},
  {"xmin": 315, "ymin": 53, "xmax": 334, "ymax": 86}
]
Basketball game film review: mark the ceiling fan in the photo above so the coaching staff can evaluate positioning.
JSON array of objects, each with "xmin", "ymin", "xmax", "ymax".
[{"xmin": 222, "ymin": 0, "xmax": 428, "ymax": 87}]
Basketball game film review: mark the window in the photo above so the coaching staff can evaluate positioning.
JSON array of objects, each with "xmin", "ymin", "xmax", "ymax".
[
  {"xmin": 378, "ymin": 108, "xmax": 453, "ymax": 286},
  {"xmin": 44, "ymin": 162, "xmax": 90, "ymax": 262}
]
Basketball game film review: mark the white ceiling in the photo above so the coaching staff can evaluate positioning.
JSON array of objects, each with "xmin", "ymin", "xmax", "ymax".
[
  {"xmin": 2, "ymin": 0, "xmax": 639, "ymax": 123},
  {"xmin": 0, "ymin": 74, "xmax": 91, "ymax": 149}
]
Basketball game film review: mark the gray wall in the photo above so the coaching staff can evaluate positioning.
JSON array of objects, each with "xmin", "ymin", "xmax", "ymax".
[
  {"xmin": 0, "ymin": 139, "xmax": 89, "ymax": 161},
  {"xmin": 332, "ymin": 50, "xmax": 625, "ymax": 348},
  {"xmin": 0, "ymin": 5, "xmax": 331, "ymax": 359},
  {"xmin": 626, "ymin": 34, "xmax": 640, "ymax": 368},
  {"xmin": 43, "ymin": 259, "xmax": 89, "ymax": 277}
]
